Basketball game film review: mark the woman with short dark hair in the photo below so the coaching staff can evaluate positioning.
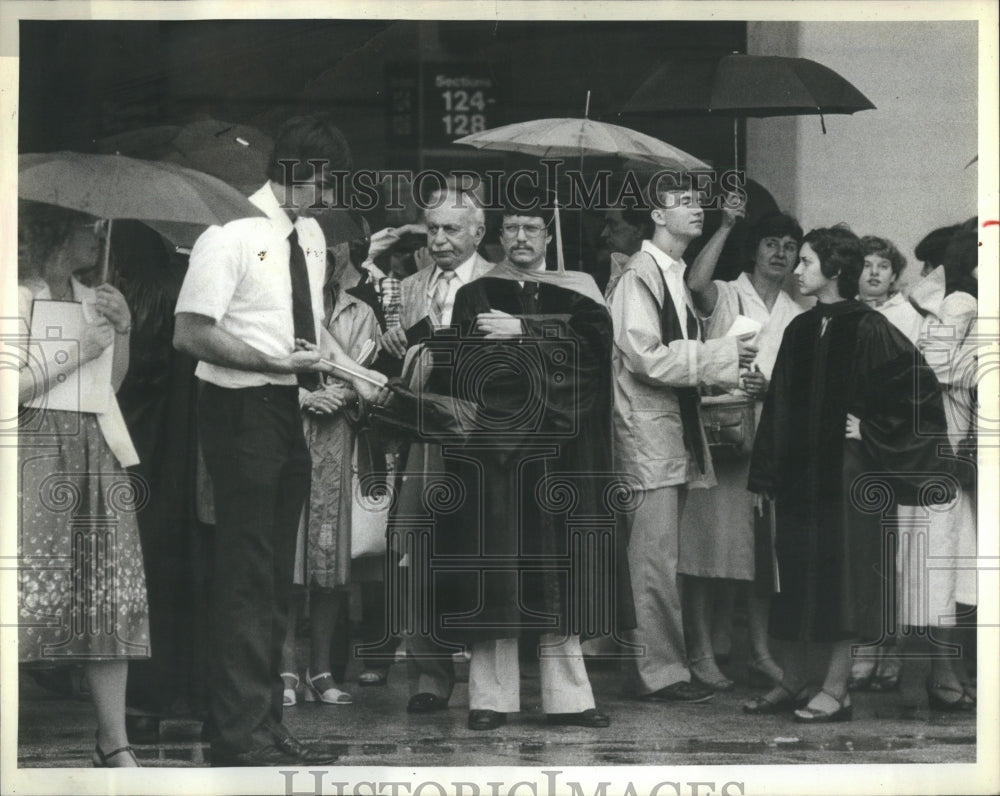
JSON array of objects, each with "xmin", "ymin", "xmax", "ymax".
[
  {"xmin": 682, "ymin": 208, "xmax": 806, "ymax": 692},
  {"xmin": 903, "ymin": 218, "xmax": 979, "ymax": 711},
  {"xmin": 744, "ymin": 225, "xmax": 952, "ymax": 722}
]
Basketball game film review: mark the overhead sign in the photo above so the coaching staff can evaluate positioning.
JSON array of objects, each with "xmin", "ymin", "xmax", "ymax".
[{"xmin": 386, "ymin": 62, "xmax": 500, "ymax": 148}]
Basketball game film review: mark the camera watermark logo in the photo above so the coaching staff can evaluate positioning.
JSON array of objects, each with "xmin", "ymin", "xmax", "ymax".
[
  {"xmin": 849, "ymin": 471, "xmax": 978, "ymax": 662},
  {"xmin": 415, "ymin": 324, "xmax": 579, "ymax": 440},
  {"xmin": 14, "ymin": 466, "xmax": 151, "ymax": 659}
]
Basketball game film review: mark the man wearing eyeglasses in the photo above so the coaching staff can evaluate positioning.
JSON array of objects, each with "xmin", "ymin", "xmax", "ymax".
[
  {"xmin": 605, "ymin": 181, "xmax": 756, "ymax": 706},
  {"xmin": 423, "ymin": 188, "xmax": 629, "ymax": 731}
]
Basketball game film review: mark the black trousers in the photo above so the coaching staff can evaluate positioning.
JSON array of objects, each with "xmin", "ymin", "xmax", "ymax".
[{"xmin": 198, "ymin": 382, "xmax": 310, "ymax": 754}]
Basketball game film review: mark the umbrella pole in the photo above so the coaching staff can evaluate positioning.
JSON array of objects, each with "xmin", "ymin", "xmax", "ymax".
[
  {"xmin": 733, "ymin": 117, "xmax": 739, "ymax": 175},
  {"xmin": 577, "ymin": 89, "xmax": 592, "ymax": 270},
  {"xmin": 554, "ymin": 197, "xmax": 565, "ymax": 274},
  {"xmin": 99, "ymin": 218, "xmax": 113, "ymax": 284}
]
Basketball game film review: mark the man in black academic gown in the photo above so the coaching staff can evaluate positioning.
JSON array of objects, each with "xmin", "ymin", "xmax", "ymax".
[{"xmin": 425, "ymin": 189, "xmax": 632, "ymax": 731}]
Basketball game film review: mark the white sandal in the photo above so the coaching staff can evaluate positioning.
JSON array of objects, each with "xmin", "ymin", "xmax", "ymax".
[
  {"xmin": 304, "ymin": 670, "xmax": 352, "ymax": 705},
  {"xmin": 281, "ymin": 672, "xmax": 299, "ymax": 707}
]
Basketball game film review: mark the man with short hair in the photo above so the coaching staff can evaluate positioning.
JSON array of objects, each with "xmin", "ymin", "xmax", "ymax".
[
  {"xmin": 386, "ymin": 187, "xmax": 494, "ymax": 715},
  {"xmin": 174, "ymin": 114, "xmax": 386, "ymax": 767},
  {"xmin": 605, "ymin": 183, "xmax": 757, "ymax": 703},
  {"xmin": 428, "ymin": 192, "xmax": 623, "ymax": 731}
]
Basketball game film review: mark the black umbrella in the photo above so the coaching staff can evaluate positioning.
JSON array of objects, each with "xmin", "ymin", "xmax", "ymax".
[
  {"xmin": 616, "ymin": 53, "xmax": 876, "ymax": 170},
  {"xmin": 328, "ymin": 359, "xmax": 478, "ymax": 446},
  {"xmin": 98, "ymin": 118, "xmax": 361, "ymax": 249},
  {"xmin": 98, "ymin": 119, "xmax": 274, "ymax": 194}
]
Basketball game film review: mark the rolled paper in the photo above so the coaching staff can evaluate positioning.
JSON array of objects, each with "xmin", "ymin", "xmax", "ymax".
[{"xmin": 319, "ymin": 358, "xmax": 385, "ymax": 388}]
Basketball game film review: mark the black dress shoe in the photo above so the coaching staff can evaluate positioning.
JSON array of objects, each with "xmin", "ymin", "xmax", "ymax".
[
  {"xmin": 645, "ymin": 681, "xmax": 714, "ymax": 703},
  {"xmin": 407, "ymin": 692, "xmax": 449, "ymax": 714},
  {"xmin": 545, "ymin": 708, "xmax": 610, "ymax": 728},
  {"xmin": 273, "ymin": 735, "xmax": 339, "ymax": 764},
  {"xmin": 211, "ymin": 744, "xmax": 305, "ymax": 767},
  {"xmin": 468, "ymin": 709, "xmax": 506, "ymax": 730}
]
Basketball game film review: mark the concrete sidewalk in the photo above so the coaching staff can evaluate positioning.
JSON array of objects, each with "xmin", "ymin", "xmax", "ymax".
[{"xmin": 17, "ymin": 652, "xmax": 975, "ymax": 768}]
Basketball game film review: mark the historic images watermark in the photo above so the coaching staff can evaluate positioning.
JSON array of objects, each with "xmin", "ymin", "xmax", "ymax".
[
  {"xmin": 280, "ymin": 769, "xmax": 748, "ymax": 796},
  {"xmin": 273, "ymin": 158, "xmax": 749, "ymax": 214}
]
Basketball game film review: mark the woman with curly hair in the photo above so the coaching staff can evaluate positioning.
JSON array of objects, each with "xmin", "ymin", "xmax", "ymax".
[
  {"xmin": 744, "ymin": 226, "xmax": 951, "ymax": 722},
  {"xmin": 17, "ymin": 202, "xmax": 149, "ymax": 766}
]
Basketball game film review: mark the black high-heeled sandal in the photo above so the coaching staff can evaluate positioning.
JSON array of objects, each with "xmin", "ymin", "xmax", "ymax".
[
  {"xmin": 870, "ymin": 656, "xmax": 902, "ymax": 692},
  {"xmin": 92, "ymin": 732, "xmax": 139, "ymax": 768},
  {"xmin": 926, "ymin": 676, "xmax": 975, "ymax": 712},
  {"xmin": 742, "ymin": 682, "xmax": 809, "ymax": 715}
]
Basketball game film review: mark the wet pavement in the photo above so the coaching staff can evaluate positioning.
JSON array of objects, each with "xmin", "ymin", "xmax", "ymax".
[{"xmin": 17, "ymin": 651, "xmax": 977, "ymax": 768}]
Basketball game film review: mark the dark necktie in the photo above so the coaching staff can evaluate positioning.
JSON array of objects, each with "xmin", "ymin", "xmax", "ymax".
[
  {"xmin": 521, "ymin": 280, "xmax": 539, "ymax": 314},
  {"xmin": 288, "ymin": 226, "xmax": 319, "ymax": 390},
  {"xmin": 685, "ymin": 304, "xmax": 700, "ymax": 341}
]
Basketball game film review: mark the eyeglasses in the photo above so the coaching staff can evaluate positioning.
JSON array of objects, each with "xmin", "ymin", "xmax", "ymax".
[
  {"xmin": 501, "ymin": 222, "xmax": 547, "ymax": 238},
  {"xmin": 77, "ymin": 219, "xmax": 110, "ymax": 239}
]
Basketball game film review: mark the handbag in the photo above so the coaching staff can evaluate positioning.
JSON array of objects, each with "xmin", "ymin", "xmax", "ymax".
[
  {"xmin": 700, "ymin": 391, "xmax": 756, "ymax": 457},
  {"xmin": 349, "ymin": 440, "xmax": 392, "ymax": 559},
  {"xmin": 701, "ymin": 290, "xmax": 756, "ymax": 457}
]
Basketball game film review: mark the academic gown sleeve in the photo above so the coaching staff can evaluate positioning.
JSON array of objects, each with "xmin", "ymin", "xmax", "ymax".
[
  {"xmin": 448, "ymin": 280, "xmax": 612, "ymax": 441},
  {"xmin": 852, "ymin": 313, "xmax": 955, "ymax": 505},
  {"xmin": 747, "ymin": 316, "xmax": 798, "ymax": 496}
]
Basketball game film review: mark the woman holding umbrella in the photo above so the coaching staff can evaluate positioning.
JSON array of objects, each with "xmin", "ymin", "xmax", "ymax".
[
  {"xmin": 17, "ymin": 202, "xmax": 149, "ymax": 766},
  {"xmin": 680, "ymin": 206, "xmax": 805, "ymax": 692},
  {"xmin": 745, "ymin": 225, "xmax": 951, "ymax": 721}
]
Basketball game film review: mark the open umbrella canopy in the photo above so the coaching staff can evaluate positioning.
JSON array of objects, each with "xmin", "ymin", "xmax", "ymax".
[
  {"xmin": 97, "ymin": 121, "xmax": 363, "ymax": 251},
  {"xmin": 618, "ymin": 53, "xmax": 876, "ymax": 118},
  {"xmin": 97, "ymin": 119, "xmax": 274, "ymax": 195},
  {"xmin": 455, "ymin": 116, "xmax": 710, "ymax": 272},
  {"xmin": 18, "ymin": 151, "xmax": 265, "ymax": 226},
  {"xmin": 455, "ymin": 118, "xmax": 710, "ymax": 171}
]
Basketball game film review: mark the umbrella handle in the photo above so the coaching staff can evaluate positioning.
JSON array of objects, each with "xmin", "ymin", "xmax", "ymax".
[{"xmin": 99, "ymin": 218, "xmax": 113, "ymax": 284}]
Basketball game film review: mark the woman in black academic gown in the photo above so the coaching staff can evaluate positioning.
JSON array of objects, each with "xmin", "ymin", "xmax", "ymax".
[{"xmin": 743, "ymin": 226, "xmax": 952, "ymax": 722}]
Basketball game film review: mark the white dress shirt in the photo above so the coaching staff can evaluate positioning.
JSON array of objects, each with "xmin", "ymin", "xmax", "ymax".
[
  {"xmin": 641, "ymin": 240, "xmax": 692, "ymax": 339},
  {"xmin": 426, "ymin": 253, "xmax": 478, "ymax": 326},
  {"xmin": 705, "ymin": 273, "xmax": 806, "ymax": 380},
  {"xmin": 176, "ymin": 183, "xmax": 327, "ymax": 388}
]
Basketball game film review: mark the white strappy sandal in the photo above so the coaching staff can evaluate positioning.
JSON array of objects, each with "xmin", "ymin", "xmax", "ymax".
[
  {"xmin": 281, "ymin": 672, "xmax": 300, "ymax": 707},
  {"xmin": 304, "ymin": 670, "xmax": 352, "ymax": 705}
]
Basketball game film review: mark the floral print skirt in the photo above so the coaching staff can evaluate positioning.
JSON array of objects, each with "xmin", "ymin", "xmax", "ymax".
[{"xmin": 18, "ymin": 410, "xmax": 150, "ymax": 662}]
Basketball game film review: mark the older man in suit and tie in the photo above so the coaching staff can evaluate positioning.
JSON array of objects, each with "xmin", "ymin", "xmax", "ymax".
[{"xmin": 381, "ymin": 186, "xmax": 494, "ymax": 714}]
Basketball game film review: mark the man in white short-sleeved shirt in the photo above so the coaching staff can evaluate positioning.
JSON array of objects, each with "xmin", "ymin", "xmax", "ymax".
[{"xmin": 174, "ymin": 115, "xmax": 385, "ymax": 768}]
